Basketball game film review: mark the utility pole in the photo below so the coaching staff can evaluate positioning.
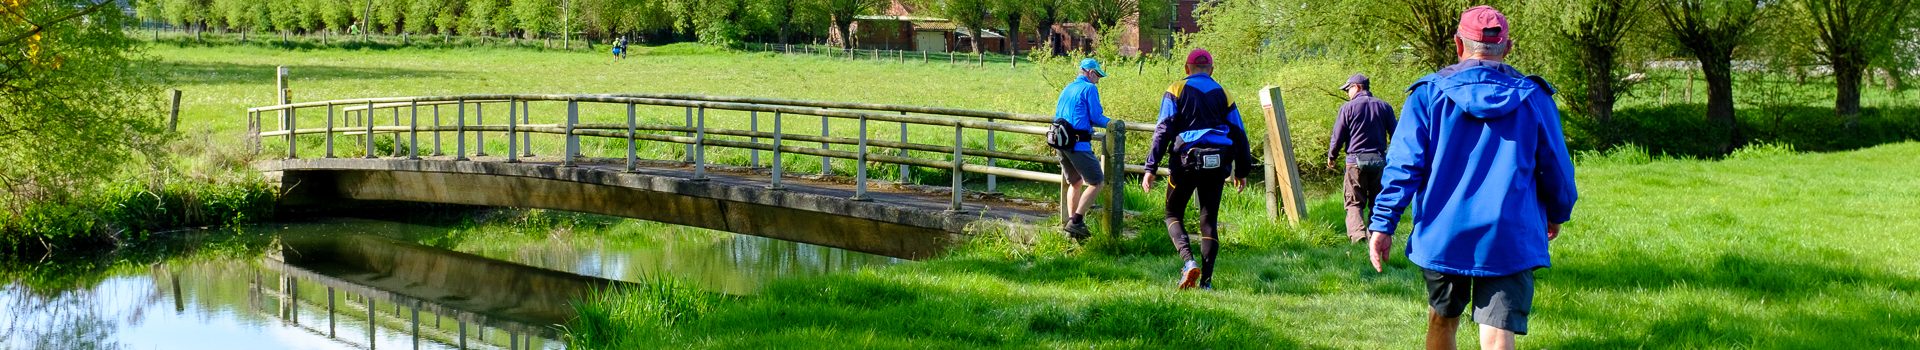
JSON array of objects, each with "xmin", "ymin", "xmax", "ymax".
[{"xmin": 561, "ymin": 0, "xmax": 572, "ymax": 50}]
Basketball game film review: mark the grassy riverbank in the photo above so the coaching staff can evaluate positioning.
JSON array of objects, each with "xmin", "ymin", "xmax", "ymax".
[{"xmin": 570, "ymin": 142, "xmax": 1920, "ymax": 349}]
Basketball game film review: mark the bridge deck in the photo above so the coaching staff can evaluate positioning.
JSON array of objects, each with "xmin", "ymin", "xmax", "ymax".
[{"xmin": 263, "ymin": 156, "xmax": 1056, "ymax": 259}]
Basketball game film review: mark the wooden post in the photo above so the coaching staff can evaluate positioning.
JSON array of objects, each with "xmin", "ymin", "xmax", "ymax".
[
  {"xmin": 949, "ymin": 125, "xmax": 964, "ymax": 212},
  {"xmin": 1104, "ymin": 120, "xmax": 1127, "ymax": 238},
  {"xmin": 168, "ymin": 89, "xmax": 181, "ymax": 132},
  {"xmin": 276, "ymin": 67, "xmax": 289, "ymax": 158},
  {"xmin": 1258, "ymin": 86, "xmax": 1307, "ymax": 225},
  {"xmin": 325, "ymin": 103, "xmax": 334, "ymax": 158},
  {"xmin": 564, "ymin": 100, "xmax": 578, "ymax": 167},
  {"xmin": 284, "ymin": 90, "xmax": 296, "ymax": 159}
]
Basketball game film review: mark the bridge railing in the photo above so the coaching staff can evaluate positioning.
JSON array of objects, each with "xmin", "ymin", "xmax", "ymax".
[{"xmin": 246, "ymin": 94, "xmax": 1150, "ymax": 225}]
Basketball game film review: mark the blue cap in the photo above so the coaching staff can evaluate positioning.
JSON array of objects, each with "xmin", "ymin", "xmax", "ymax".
[{"xmin": 1079, "ymin": 58, "xmax": 1108, "ymax": 77}]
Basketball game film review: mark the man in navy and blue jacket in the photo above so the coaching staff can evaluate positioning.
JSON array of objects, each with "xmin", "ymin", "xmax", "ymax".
[
  {"xmin": 1141, "ymin": 49, "xmax": 1255, "ymax": 290},
  {"xmin": 1366, "ymin": 6, "xmax": 1578, "ymax": 350}
]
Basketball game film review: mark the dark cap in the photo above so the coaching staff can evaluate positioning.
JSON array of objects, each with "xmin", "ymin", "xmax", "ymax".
[{"xmin": 1341, "ymin": 73, "xmax": 1370, "ymax": 90}]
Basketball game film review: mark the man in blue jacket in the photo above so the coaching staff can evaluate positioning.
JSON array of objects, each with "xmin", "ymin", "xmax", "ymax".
[
  {"xmin": 1054, "ymin": 58, "xmax": 1112, "ymax": 239},
  {"xmin": 1142, "ymin": 49, "xmax": 1254, "ymax": 290},
  {"xmin": 1366, "ymin": 6, "xmax": 1578, "ymax": 350}
]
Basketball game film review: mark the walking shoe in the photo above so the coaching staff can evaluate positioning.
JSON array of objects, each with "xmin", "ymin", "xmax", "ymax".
[
  {"xmin": 1064, "ymin": 222, "xmax": 1093, "ymax": 240},
  {"xmin": 1177, "ymin": 261, "xmax": 1201, "ymax": 289}
]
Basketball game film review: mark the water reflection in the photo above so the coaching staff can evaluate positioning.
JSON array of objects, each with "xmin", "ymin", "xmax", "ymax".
[{"xmin": 1, "ymin": 215, "xmax": 901, "ymax": 349}]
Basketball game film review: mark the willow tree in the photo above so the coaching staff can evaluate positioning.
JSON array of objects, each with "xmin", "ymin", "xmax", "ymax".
[
  {"xmin": 930, "ymin": 0, "xmax": 989, "ymax": 53},
  {"xmin": 1657, "ymin": 0, "xmax": 1762, "ymax": 151},
  {"xmin": 990, "ymin": 0, "xmax": 1021, "ymax": 54},
  {"xmin": 1792, "ymin": 0, "xmax": 1916, "ymax": 126},
  {"xmin": 1024, "ymin": 0, "xmax": 1075, "ymax": 55},
  {"xmin": 0, "ymin": 0, "xmax": 166, "ymax": 205},
  {"xmin": 816, "ymin": 0, "xmax": 884, "ymax": 50},
  {"xmin": 1535, "ymin": 0, "xmax": 1653, "ymax": 125}
]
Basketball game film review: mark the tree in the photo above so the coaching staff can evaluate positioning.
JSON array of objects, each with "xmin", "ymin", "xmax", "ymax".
[
  {"xmin": 986, "ymin": 0, "xmax": 1022, "ymax": 54},
  {"xmin": 1024, "ymin": 0, "xmax": 1074, "ymax": 55},
  {"xmin": 1791, "ymin": 0, "xmax": 1916, "ymax": 126},
  {"xmin": 687, "ymin": 0, "xmax": 747, "ymax": 47},
  {"xmin": 1535, "ymin": 0, "xmax": 1653, "ymax": 125},
  {"xmin": 749, "ymin": 0, "xmax": 809, "ymax": 45},
  {"xmin": 213, "ymin": 0, "xmax": 267, "ymax": 41},
  {"xmin": 0, "ymin": 0, "xmax": 167, "ymax": 205},
  {"xmin": 817, "ymin": 0, "xmax": 884, "ymax": 50},
  {"xmin": 1657, "ymin": 0, "xmax": 1763, "ymax": 151},
  {"xmin": 930, "ymin": 0, "xmax": 989, "ymax": 53},
  {"xmin": 512, "ymin": 0, "xmax": 558, "ymax": 41}
]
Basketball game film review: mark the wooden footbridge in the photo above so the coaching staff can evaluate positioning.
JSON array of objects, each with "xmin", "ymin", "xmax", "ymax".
[{"xmin": 246, "ymin": 91, "xmax": 1174, "ymax": 259}]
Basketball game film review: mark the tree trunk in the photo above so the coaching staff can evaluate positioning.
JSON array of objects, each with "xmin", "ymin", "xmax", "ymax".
[
  {"xmin": 1004, "ymin": 15, "xmax": 1021, "ymax": 55},
  {"xmin": 1834, "ymin": 59, "xmax": 1864, "ymax": 128},
  {"xmin": 969, "ymin": 29, "xmax": 981, "ymax": 54},
  {"xmin": 1700, "ymin": 53, "xmax": 1741, "ymax": 152},
  {"xmin": 1888, "ymin": 67, "xmax": 1907, "ymax": 91},
  {"xmin": 1035, "ymin": 20, "xmax": 1058, "ymax": 55},
  {"xmin": 1582, "ymin": 40, "xmax": 1617, "ymax": 125}
]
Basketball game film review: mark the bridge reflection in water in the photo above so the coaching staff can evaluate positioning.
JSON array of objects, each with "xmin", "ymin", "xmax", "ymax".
[{"xmin": 266, "ymin": 232, "xmax": 629, "ymax": 348}]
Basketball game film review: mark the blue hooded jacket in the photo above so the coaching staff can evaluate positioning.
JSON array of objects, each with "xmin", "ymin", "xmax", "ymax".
[{"xmin": 1368, "ymin": 60, "xmax": 1579, "ymax": 277}]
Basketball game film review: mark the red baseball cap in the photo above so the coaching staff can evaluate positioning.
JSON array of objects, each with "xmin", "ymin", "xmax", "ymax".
[
  {"xmin": 1457, "ymin": 6, "xmax": 1509, "ymax": 43},
  {"xmin": 1186, "ymin": 49, "xmax": 1213, "ymax": 65}
]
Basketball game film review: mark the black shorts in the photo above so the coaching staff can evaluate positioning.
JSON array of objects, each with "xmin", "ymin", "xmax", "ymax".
[{"xmin": 1425, "ymin": 268, "xmax": 1535, "ymax": 334}]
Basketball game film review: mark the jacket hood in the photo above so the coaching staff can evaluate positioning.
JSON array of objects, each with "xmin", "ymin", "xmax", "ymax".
[{"xmin": 1431, "ymin": 62, "xmax": 1540, "ymax": 120}]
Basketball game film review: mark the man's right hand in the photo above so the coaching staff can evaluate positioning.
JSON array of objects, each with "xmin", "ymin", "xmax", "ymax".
[
  {"xmin": 1548, "ymin": 223, "xmax": 1561, "ymax": 241},
  {"xmin": 1140, "ymin": 173, "xmax": 1156, "ymax": 193},
  {"xmin": 1367, "ymin": 231, "xmax": 1393, "ymax": 273}
]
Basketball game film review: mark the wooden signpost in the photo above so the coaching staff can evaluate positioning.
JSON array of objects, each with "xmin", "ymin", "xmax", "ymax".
[{"xmin": 1258, "ymin": 86, "xmax": 1308, "ymax": 225}]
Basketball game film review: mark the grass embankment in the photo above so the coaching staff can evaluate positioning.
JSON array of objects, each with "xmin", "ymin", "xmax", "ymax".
[{"xmin": 571, "ymin": 143, "xmax": 1920, "ymax": 349}]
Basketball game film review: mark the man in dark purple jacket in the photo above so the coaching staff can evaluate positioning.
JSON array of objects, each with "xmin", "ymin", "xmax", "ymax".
[{"xmin": 1328, "ymin": 73, "xmax": 1397, "ymax": 243}]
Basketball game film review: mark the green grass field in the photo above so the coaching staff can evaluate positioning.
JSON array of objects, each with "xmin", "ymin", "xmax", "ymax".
[
  {"xmin": 147, "ymin": 42, "xmax": 1919, "ymax": 348},
  {"xmin": 573, "ymin": 142, "xmax": 1920, "ymax": 349}
]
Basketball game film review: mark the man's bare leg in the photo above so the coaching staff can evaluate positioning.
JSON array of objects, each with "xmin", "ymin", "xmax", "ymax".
[
  {"xmin": 1479, "ymin": 324, "xmax": 1515, "ymax": 350},
  {"xmin": 1064, "ymin": 183, "xmax": 1084, "ymax": 220},
  {"xmin": 1426, "ymin": 309, "xmax": 1460, "ymax": 350},
  {"xmin": 1074, "ymin": 184, "xmax": 1102, "ymax": 216}
]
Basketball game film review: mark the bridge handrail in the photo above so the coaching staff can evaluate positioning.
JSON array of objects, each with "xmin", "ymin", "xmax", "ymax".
[{"xmin": 249, "ymin": 93, "xmax": 1151, "ymax": 217}]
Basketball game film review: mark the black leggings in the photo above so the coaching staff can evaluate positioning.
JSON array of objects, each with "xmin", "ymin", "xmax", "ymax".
[{"xmin": 1165, "ymin": 168, "xmax": 1227, "ymax": 284}]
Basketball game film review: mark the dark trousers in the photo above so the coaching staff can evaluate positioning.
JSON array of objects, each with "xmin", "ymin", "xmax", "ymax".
[
  {"xmin": 1344, "ymin": 162, "xmax": 1385, "ymax": 241},
  {"xmin": 1165, "ymin": 167, "xmax": 1228, "ymax": 285}
]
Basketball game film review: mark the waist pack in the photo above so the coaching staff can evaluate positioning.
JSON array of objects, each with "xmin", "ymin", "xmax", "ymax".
[
  {"xmin": 1046, "ymin": 119, "xmax": 1092, "ymax": 149},
  {"xmin": 1180, "ymin": 146, "xmax": 1228, "ymax": 172}
]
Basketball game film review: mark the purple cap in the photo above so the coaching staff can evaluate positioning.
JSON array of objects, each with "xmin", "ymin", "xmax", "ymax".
[{"xmin": 1342, "ymin": 73, "xmax": 1370, "ymax": 90}]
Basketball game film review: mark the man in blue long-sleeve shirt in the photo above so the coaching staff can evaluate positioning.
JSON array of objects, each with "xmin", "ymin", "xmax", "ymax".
[
  {"xmin": 1328, "ymin": 73, "xmax": 1397, "ymax": 244},
  {"xmin": 1053, "ymin": 58, "xmax": 1112, "ymax": 239},
  {"xmin": 1366, "ymin": 6, "xmax": 1577, "ymax": 350}
]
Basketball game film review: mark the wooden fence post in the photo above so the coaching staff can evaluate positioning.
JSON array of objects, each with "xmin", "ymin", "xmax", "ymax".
[
  {"xmin": 168, "ymin": 89, "xmax": 181, "ymax": 132},
  {"xmin": 1258, "ymin": 86, "xmax": 1307, "ymax": 225},
  {"xmin": 1104, "ymin": 120, "xmax": 1128, "ymax": 237}
]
